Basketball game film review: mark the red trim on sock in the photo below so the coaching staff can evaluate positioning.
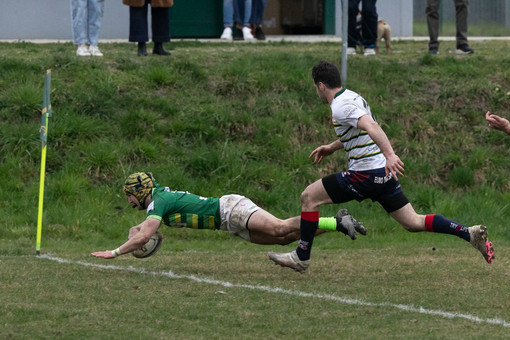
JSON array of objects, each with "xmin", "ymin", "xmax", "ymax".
[
  {"xmin": 301, "ymin": 211, "xmax": 319, "ymax": 221},
  {"xmin": 425, "ymin": 214, "xmax": 435, "ymax": 232}
]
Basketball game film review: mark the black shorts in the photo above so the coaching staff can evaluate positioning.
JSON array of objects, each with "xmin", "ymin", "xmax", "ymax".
[{"xmin": 322, "ymin": 168, "xmax": 409, "ymax": 213}]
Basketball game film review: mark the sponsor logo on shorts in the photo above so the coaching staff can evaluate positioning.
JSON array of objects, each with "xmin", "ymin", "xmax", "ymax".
[{"xmin": 374, "ymin": 175, "xmax": 392, "ymax": 184}]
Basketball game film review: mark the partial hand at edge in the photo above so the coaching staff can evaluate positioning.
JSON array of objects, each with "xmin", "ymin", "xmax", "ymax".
[{"xmin": 385, "ymin": 153, "xmax": 405, "ymax": 181}]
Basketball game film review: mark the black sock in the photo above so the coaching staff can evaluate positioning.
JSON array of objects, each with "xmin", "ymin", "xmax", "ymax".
[{"xmin": 296, "ymin": 211, "xmax": 319, "ymax": 261}]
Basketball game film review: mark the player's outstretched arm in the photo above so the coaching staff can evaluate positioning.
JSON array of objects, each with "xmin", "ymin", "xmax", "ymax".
[
  {"xmin": 309, "ymin": 140, "xmax": 344, "ymax": 164},
  {"xmin": 91, "ymin": 218, "xmax": 161, "ymax": 259}
]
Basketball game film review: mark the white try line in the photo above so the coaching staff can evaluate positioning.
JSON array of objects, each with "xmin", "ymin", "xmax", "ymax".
[{"xmin": 40, "ymin": 254, "xmax": 509, "ymax": 328}]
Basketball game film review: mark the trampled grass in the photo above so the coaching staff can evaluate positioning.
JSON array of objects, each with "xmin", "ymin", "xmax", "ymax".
[{"xmin": 1, "ymin": 40, "xmax": 510, "ymax": 338}]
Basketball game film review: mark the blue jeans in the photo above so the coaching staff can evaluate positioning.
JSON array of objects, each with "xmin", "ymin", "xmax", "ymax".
[
  {"xmin": 249, "ymin": 0, "xmax": 267, "ymax": 25},
  {"xmin": 70, "ymin": 0, "xmax": 104, "ymax": 46},
  {"xmin": 224, "ymin": 0, "xmax": 252, "ymax": 26},
  {"xmin": 348, "ymin": 0, "xmax": 378, "ymax": 48}
]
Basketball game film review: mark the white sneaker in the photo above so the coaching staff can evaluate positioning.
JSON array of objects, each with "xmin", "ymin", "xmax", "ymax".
[
  {"xmin": 346, "ymin": 47, "xmax": 356, "ymax": 55},
  {"xmin": 364, "ymin": 48, "xmax": 376, "ymax": 56},
  {"xmin": 267, "ymin": 250, "xmax": 310, "ymax": 273},
  {"xmin": 220, "ymin": 27, "xmax": 233, "ymax": 41},
  {"xmin": 76, "ymin": 44, "xmax": 91, "ymax": 56},
  {"xmin": 89, "ymin": 45, "xmax": 103, "ymax": 57},
  {"xmin": 242, "ymin": 26, "xmax": 255, "ymax": 41}
]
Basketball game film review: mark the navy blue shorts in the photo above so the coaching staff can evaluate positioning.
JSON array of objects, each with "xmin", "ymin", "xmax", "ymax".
[{"xmin": 322, "ymin": 168, "xmax": 409, "ymax": 213}]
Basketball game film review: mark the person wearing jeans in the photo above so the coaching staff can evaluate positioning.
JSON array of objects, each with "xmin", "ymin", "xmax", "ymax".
[
  {"xmin": 249, "ymin": 0, "xmax": 268, "ymax": 40},
  {"xmin": 221, "ymin": 0, "xmax": 254, "ymax": 41},
  {"xmin": 70, "ymin": 0, "xmax": 105, "ymax": 56},
  {"xmin": 347, "ymin": 0, "xmax": 378, "ymax": 56}
]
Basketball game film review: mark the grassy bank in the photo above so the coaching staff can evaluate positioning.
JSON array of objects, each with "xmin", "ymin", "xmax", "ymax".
[{"xmin": 1, "ymin": 40, "xmax": 509, "ymax": 242}]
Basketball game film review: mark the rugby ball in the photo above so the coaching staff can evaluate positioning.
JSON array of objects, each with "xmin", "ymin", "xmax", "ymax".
[{"xmin": 132, "ymin": 231, "xmax": 163, "ymax": 258}]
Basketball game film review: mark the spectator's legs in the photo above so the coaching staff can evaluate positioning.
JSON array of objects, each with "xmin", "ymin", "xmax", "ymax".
[
  {"xmin": 243, "ymin": 0, "xmax": 252, "ymax": 26},
  {"xmin": 348, "ymin": 0, "xmax": 361, "ymax": 48},
  {"xmin": 249, "ymin": 0, "xmax": 267, "ymax": 25},
  {"xmin": 151, "ymin": 6, "xmax": 170, "ymax": 42},
  {"xmin": 234, "ymin": 0, "xmax": 252, "ymax": 27},
  {"xmin": 361, "ymin": 0, "xmax": 377, "ymax": 48},
  {"xmin": 233, "ymin": 0, "xmax": 243, "ymax": 26},
  {"xmin": 233, "ymin": 0, "xmax": 254, "ymax": 40},
  {"xmin": 129, "ymin": 3, "xmax": 149, "ymax": 42},
  {"xmin": 426, "ymin": 0, "xmax": 440, "ymax": 50},
  {"xmin": 223, "ymin": 0, "xmax": 234, "ymax": 26},
  {"xmin": 86, "ymin": 0, "xmax": 104, "ymax": 46},
  {"xmin": 454, "ymin": 0, "xmax": 469, "ymax": 47},
  {"xmin": 70, "ymin": 0, "xmax": 87, "ymax": 45}
]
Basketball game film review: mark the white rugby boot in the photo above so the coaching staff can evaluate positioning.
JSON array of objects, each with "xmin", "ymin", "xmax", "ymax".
[{"xmin": 268, "ymin": 250, "xmax": 310, "ymax": 274}]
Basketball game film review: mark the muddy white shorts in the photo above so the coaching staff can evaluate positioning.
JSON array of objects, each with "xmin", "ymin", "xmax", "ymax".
[{"xmin": 219, "ymin": 194, "xmax": 261, "ymax": 242}]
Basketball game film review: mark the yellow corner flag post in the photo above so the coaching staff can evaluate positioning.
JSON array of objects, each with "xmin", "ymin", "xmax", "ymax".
[{"xmin": 36, "ymin": 70, "xmax": 52, "ymax": 256}]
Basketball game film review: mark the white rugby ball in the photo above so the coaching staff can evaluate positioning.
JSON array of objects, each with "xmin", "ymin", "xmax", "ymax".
[{"xmin": 132, "ymin": 231, "xmax": 163, "ymax": 258}]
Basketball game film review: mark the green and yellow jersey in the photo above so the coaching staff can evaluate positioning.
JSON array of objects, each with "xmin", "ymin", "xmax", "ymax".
[{"xmin": 146, "ymin": 187, "xmax": 221, "ymax": 230}]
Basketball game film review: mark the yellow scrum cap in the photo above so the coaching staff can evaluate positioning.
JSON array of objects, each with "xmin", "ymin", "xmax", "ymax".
[{"xmin": 122, "ymin": 172, "xmax": 157, "ymax": 205}]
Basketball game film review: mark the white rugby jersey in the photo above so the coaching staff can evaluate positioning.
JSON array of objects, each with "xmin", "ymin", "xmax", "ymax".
[{"xmin": 331, "ymin": 88, "xmax": 386, "ymax": 171}]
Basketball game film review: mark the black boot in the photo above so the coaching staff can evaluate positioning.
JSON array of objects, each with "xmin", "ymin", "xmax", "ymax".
[
  {"xmin": 153, "ymin": 42, "xmax": 171, "ymax": 56},
  {"xmin": 137, "ymin": 42, "xmax": 147, "ymax": 56}
]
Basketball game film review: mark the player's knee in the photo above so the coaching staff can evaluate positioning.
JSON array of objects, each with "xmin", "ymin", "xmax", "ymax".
[{"xmin": 300, "ymin": 189, "xmax": 317, "ymax": 210}]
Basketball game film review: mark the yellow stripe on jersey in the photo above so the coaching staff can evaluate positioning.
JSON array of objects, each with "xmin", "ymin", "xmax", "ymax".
[
  {"xmin": 349, "ymin": 150, "xmax": 382, "ymax": 160},
  {"xmin": 174, "ymin": 213, "xmax": 181, "ymax": 223},
  {"xmin": 340, "ymin": 131, "xmax": 368, "ymax": 143},
  {"xmin": 336, "ymin": 126, "xmax": 352, "ymax": 138},
  {"xmin": 345, "ymin": 141, "xmax": 376, "ymax": 152}
]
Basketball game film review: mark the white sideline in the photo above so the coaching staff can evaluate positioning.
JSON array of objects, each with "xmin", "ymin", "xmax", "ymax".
[{"xmin": 40, "ymin": 254, "xmax": 509, "ymax": 328}]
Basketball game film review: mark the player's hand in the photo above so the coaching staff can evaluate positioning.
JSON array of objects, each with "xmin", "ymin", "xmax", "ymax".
[
  {"xmin": 385, "ymin": 153, "xmax": 404, "ymax": 180},
  {"xmin": 309, "ymin": 145, "xmax": 335, "ymax": 164},
  {"xmin": 91, "ymin": 251, "xmax": 116, "ymax": 259},
  {"xmin": 486, "ymin": 111, "xmax": 510, "ymax": 133}
]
